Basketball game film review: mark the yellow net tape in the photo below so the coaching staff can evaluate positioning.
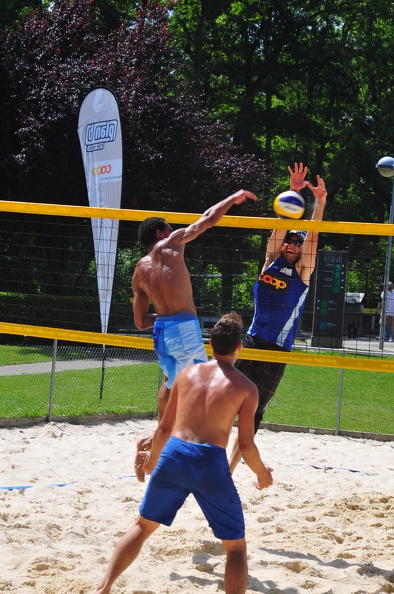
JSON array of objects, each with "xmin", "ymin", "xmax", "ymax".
[
  {"xmin": 0, "ymin": 200, "xmax": 393, "ymax": 235},
  {"xmin": 0, "ymin": 322, "xmax": 393, "ymax": 373}
]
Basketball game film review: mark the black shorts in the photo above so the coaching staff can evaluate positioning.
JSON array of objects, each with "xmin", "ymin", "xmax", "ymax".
[{"xmin": 235, "ymin": 334, "xmax": 286, "ymax": 432}]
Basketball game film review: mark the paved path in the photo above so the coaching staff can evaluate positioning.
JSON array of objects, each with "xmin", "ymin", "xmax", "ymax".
[
  {"xmin": 0, "ymin": 357, "xmax": 156, "ymax": 376},
  {"xmin": 302, "ymin": 336, "xmax": 394, "ymax": 355}
]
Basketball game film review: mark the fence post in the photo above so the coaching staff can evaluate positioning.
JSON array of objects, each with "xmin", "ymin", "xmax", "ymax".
[
  {"xmin": 335, "ymin": 350, "xmax": 346, "ymax": 435},
  {"xmin": 48, "ymin": 338, "xmax": 58, "ymax": 422}
]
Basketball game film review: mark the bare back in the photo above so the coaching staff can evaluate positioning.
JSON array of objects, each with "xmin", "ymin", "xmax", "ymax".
[
  {"xmin": 169, "ymin": 359, "xmax": 258, "ymax": 449},
  {"xmin": 132, "ymin": 191, "xmax": 259, "ymax": 329},
  {"xmin": 132, "ymin": 242, "xmax": 196, "ymax": 320}
]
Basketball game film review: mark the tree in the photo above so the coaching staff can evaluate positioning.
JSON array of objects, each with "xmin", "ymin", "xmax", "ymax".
[
  {"xmin": 0, "ymin": 0, "xmax": 268, "ymax": 302},
  {"xmin": 0, "ymin": 0, "xmax": 46, "ymax": 29},
  {"xmin": 168, "ymin": 0, "xmax": 394, "ymax": 297}
]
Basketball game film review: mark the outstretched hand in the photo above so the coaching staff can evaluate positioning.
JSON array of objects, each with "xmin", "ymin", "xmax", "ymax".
[
  {"xmin": 305, "ymin": 175, "xmax": 327, "ymax": 203},
  {"xmin": 288, "ymin": 162, "xmax": 308, "ymax": 192},
  {"xmin": 229, "ymin": 189, "xmax": 258, "ymax": 205}
]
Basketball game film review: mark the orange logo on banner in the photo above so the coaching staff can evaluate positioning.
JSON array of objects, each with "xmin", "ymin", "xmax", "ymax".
[{"xmin": 92, "ymin": 165, "xmax": 112, "ymax": 176}]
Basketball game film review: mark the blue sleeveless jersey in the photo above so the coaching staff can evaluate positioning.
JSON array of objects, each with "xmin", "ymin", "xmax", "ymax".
[{"xmin": 248, "ymin": 257, "xmax": 309, "ymax": 351}]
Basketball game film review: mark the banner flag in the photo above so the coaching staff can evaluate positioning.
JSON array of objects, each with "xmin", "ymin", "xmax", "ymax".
[
  {"xmin": 77, "ymin": 88, "xmax": 123, "ymax": 336},
  {"xmin": 78, "ymin": 88, "xmax": 123, "ymax": 400}
]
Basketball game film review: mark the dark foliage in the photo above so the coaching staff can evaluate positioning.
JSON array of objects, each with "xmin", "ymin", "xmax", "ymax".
[
  {"xmin": 0, "ymin": 0, "xmax": 268, "ymax": 209},
  {"xmin": 0, "ymin": 0, "xmax": 268, "ymax": 298}
]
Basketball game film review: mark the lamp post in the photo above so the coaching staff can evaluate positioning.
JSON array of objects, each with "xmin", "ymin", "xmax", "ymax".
[{"xmin": 375, "ymin": 156, "xmax": 394, "ymax": 349}]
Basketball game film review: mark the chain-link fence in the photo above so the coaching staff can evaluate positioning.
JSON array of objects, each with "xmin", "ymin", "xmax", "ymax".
[
  {"xmin": 1, "ymin": 338, "xmax": 393, "ymax": 438},
  {"xmin": 0, "ymin": 341, "xmax": 160, "ymax": 425}
]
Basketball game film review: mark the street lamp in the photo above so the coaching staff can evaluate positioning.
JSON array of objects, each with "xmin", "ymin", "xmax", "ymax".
[
  {"xmin": 375, "ymin": 156, "xmax": 394, "ymax": 349},
  {"xmin": 376, "ymin": 156, "xmax": 394, "ymax": 177}
]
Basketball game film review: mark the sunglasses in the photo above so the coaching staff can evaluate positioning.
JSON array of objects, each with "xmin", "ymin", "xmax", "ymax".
[{"xmin": 285, "ymin": 239, "xmax": 302, "ymax": 247}]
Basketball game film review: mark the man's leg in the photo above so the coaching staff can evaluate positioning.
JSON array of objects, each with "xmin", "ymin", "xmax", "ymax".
[
  {"xmin": 229, "ymin": 356, "xmax": 285, "ymax": 473},
  {"xmin": 134, "ymin": 381, "xmax": 170, "ymax": 482},
  {"xmin": 134, "ymin": 316, "xmax": 205, "ymax": 480},
  {"xmin": 388, "ymin": 316, "xmax": 394, "ymax": 341},
  {"xmin": 157, "ymin": 380, "xmax": 171, "ymax": 420},
  {"xmin": 135, "ymin": 318, "xmax": 174, "ymax": 479},
  {"xmin": 222, "ymin": 538, "xmax": 248, "ymax": 594},
  {"xmin": 94, "ymin": 515, "xmax": 160, "ymax": 594},
  {"xmin": 385, "ymin": 317, "xmax": 390, "ymax": 340}
]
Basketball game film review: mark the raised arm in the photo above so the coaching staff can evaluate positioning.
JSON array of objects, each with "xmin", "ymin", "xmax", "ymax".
[
  {"xmin": 263, "ymin": 163, "xmax": 309, "ymax": 271},
  {"xmin": 163, "ymin": 189, "xmax": 258, "ymax": 248},
  {"xmin": 298, "ymin": 175, "xmax": 327, "ymax": 283}
]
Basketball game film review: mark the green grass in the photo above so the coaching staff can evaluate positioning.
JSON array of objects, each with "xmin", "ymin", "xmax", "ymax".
[
  {"xmin": 0, "ymin": 344, "xmax": 92, "ymax": 365},
  {"xmin": 0, "ymin": 363, "xmax": 159, "ymax": 418},
  {"xmin": 264, "ymin": 364, "xmax": 394, "ymax": 435},
  {"xmin": 0, "ymin": 352, "xmax": 393, "ymax": 436},
  {"xmin": 0, "ymin": 345, "xmax": 53, "ymax": 365}
]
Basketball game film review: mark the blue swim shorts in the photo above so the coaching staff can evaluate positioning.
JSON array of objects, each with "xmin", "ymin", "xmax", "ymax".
[
  {"xmin": 139, "ymin": 437, "xmax": 245, "ymax": 540},
  {"xmin": 153, "ymin": 314, "xmax": 208, "ymax": 388}
]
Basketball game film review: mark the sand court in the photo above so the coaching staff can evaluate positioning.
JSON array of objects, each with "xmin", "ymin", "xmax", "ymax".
[{"xmin": 1, "ymin": 419, "xmax": 393, "ymax": 593}]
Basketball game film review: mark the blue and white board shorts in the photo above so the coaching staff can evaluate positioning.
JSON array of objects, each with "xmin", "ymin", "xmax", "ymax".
[
  {"xmin": 140, "ymin": 437, "xmax": 245, "ymax": 540},
  {"xmin": 153, "ymin": 314, "xmax": 208, "ymax": 388}
]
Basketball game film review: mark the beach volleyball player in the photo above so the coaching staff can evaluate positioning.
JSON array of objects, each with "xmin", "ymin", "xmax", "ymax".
[
  {"xmin": 229, "ymin": 163, "xmax": 327, "ymax": 472},
  {"xmin": 94, "ymin": 314, "xmax": 273, "ymax": 594},
  {"xmin": 132, "ymin": 189, "xmax": 258, "ymax": 480}
]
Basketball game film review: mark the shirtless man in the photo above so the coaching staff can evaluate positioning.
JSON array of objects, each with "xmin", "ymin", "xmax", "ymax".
[
  {"xmin": 132, "ymin": 189, "xmax": 257, "ymax": 479},
  {"xmin": 94, "ymin": 313, "xmax": 273, "ymax": 594}
]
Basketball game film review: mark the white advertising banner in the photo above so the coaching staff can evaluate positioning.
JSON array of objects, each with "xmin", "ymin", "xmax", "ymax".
[{"xmin": 77, "ymin": 88, "xmax": 123, "ymax": 335}]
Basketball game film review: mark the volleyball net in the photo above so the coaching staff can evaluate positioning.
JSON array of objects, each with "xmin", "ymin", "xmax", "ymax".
[{"xmin": 1, "ymin": 199, "xmax": 393, "ymax": 371}]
